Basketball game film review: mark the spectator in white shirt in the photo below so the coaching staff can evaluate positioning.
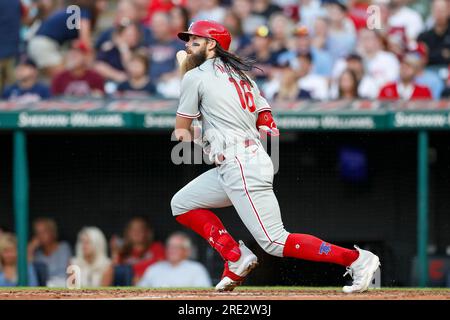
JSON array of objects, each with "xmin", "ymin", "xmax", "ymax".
[
  {"xmin": 357, "ymin": 28, "xmax": 400, "ymax": 94},
  {"xmin": 296, "ymin": 52, "xmax": 329, "ymax": 100},
  {"xmin": 330, "ymin": 53, "xmax": 379, "ymax": 99},
  {"xmin": 387, "ymin": 0, "xmax": 425, "ymax": 42},
  {"xmin": 138, "ymin": 232, "xmax": 212, "ymax": 288}
]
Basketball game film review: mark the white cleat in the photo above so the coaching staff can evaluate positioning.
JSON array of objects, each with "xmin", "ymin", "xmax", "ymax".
[
  {"xmin": 342, "ymin": 245, "xmax": 381, "ymax": 294},
  {"xmin": 215, "ymin": 240, "xmax": 258, "ymax": 292}
]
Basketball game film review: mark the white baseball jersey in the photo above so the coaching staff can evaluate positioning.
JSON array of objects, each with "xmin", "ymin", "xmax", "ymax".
[
  {"xmin": 172, "ymin": 57, "xmax": 290, "ymax": 257},
  {"xmin": 176, "ymin": 57, "xmax": 271, "ymax": 161}
]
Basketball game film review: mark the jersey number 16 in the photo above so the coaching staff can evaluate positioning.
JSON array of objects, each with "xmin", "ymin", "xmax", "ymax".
[{"xmin": 229, "ymin": 77, "xmax": 256, "ymax": 113}]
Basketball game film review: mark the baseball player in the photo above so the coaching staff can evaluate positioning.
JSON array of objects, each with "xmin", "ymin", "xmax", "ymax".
[{"xmin": 171, "ymin": 20, "xmax": 380, "ymax": 293}]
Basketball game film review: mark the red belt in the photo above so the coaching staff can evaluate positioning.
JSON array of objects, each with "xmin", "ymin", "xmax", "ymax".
[{"xmin": 216, "ymin": 139, "xmax": 257, "ymax": 164}]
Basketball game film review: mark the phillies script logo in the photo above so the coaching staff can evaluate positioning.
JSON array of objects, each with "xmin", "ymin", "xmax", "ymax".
[{"xmin": 319, "ymin": 242, "xmax": 332, "ymax": 255}]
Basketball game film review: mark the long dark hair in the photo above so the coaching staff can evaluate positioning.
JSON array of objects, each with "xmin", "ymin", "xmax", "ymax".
[
  {"xmin": 120, "ymin": 216, "xmax": 154, "ymax": 259},
  {"xmin": 171, "ymin": 6, "xmax": 190, "ymax": 33},
  {"xmin": 213, "ymin": 44, "xmax": 258, "ymax": 87},
  {"xmin": 338, "ymin": 69, "xmax": 360, "ymax": 99}
]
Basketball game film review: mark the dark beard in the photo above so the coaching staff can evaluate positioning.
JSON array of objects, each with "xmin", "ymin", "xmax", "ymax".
[{"xmin": 186, "ymin": 48, "xmax": 208, "ymax": 70}]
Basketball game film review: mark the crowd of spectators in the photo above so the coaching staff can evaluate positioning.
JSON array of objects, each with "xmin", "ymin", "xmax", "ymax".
[
  {"xmin": 0, "ymin": 217, "xmax": 211, "ymax": 288},
  {"xmin": 0, "ymin": 0, "xmax": 449, "ymax": 105}
]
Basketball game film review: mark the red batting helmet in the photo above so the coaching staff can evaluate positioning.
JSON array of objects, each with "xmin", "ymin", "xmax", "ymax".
[{"xmin": 177, "ymin": 20, "xmax": 232, "ymax": 51}]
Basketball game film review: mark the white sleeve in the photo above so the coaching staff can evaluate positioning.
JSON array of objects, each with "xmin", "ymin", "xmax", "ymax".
[
  {"xmin": 137, "ymin": 266, "xmax": 154, "ymax": 287},
  {"xmin": 385, "ymin": 54, "xmax": 400, "ymax": 83},
  {"xmin": 177, "ymin": 71, "xmax": 202, "ymax": 119},
  {"xmin": 331, "ymin": 58, "xmax": 347, "ymax": 80},
  {"xmin": 251, "ymin": 79, "xmax": 271, "ymax": 113},
  {"xmin": 407, "ymin": 13, "xmax": 425, "ymax": 40},
  {"xmin": 317, "ymin": 78, "xmax": 330, "ymax": 101}
]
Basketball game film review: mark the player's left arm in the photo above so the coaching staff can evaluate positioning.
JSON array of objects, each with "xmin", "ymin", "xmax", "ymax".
[{"xmin": 251, "ymin": 80, "xmax": 280, "ymax": 137}]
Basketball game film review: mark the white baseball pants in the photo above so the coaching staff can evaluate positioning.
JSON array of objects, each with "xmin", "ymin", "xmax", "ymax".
[{"xmin": 171, "ymin": 142, "xmax": 290, "ymax": 257}]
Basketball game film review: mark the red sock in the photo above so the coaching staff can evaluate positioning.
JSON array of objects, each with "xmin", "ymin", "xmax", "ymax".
[
  {"xmin": 282, "ymin": 233, "xmax": 359, "ymax": 266},
  {"xmin": 176, "ymin": 209, "xmax": 241, "ymax": 262}
]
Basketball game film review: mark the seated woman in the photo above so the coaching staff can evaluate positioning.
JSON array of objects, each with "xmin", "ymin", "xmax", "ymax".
[
  {"xmin": 110, "ymin": 217, "xmax": 165, "ymax": 284},
  {"xmin": 116, "ymin": 52, "xmax": 156, "ymax": 97},
  {"xmin": 70, "ymin": 227, "xmax": 113, "ymax": 288},
  {"xmin": 0, "ymin": 233, "xmax": 38, "ymax": 287},
  {"xmin": 337, "ymin": 69, "xmax": 360, "ymax": 100}
]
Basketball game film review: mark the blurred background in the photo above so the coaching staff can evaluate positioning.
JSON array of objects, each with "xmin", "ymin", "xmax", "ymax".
[{"xmin": 0, "ymin": 0, "xmax": 449, "ymax": 289}]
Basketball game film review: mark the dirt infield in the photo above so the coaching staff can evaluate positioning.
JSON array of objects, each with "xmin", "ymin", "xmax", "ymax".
[{"xmin": 0, "ymin": 288, "xmax": 448, "ymax": 300}]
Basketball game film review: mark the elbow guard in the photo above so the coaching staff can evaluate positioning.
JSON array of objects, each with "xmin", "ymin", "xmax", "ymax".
[{"xmin": 256, "ymin": 111, "xmax": 280, "ymax": 137}]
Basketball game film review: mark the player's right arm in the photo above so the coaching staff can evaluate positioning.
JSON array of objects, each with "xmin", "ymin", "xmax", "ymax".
[
  {"xmin": 174, "ymin": 71, "xmax": 203, "ymax": 141},
  {"xmin": 174, "ymin": 116, "xmax": 194, "ymax": 141}
]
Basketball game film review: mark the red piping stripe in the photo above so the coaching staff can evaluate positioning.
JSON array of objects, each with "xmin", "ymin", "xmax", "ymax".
[
  {"xmin": 257, "ymin": 107, "xmax": 272, "ymax": 113},
  {"xmin": 235, "ymin": 156, "xmax": 284, "ymax": 247},
  {"xmin": 176, "ymin": 111, "xmax": 201, "ymax": 119}
]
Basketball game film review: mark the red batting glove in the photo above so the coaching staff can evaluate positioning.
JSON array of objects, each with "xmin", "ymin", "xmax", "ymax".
[{"xmin": 256, "ymin": 111, "xmax": 280, "ymax": 137}]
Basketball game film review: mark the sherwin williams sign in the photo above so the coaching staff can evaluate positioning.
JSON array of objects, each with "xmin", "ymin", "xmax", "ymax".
[{"xmin": 0, "ymin": 99, "xmax": 449, "ymax": 130}]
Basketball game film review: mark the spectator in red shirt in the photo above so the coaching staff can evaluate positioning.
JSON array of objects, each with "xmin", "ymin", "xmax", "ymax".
[
  {"xmin": 110, "ymin": 217, "xmax": 165, "ymax": 284},
  {"xmin": 378, "ymin": 51, "xmax": 432, "ymax": 101},
  {"xmin": 386, "ymin": 26, "xmax": 408, "ymax": 60},
  {"xmin": 347, "ymin": 0, "xmax": 370, "ymax": 31},
  {"xmin": 51, "ymin": 41, "xmax": 105, "ymax": 97}
]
